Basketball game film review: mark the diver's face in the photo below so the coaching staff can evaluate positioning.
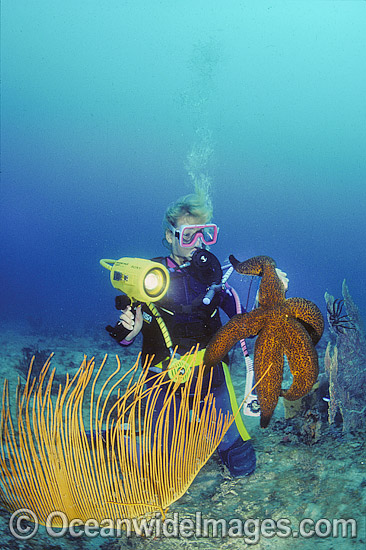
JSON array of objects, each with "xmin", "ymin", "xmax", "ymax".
[{"xmin": 166, "ymin": 215, "xmax": 204, "ymax": 265}]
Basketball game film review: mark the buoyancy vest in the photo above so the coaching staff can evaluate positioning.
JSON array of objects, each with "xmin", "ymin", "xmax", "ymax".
[
  {"xmin": 140, "ymin": 256, "xmax": 252, "ymax": 443},
  {"xmin": 140, "ymin": 256, "xmax": 237, "ymax": 366}
]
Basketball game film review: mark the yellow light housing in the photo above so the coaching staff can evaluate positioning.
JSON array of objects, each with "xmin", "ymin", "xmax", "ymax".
[{"xmin": 100, "ymin": 257, "xmax": 170, "ymax": 302}]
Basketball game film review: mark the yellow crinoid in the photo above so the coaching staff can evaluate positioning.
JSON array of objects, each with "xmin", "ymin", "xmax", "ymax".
[{"xmin": 0, "ymin": 348, "xmax": 232, "ymax": 528}]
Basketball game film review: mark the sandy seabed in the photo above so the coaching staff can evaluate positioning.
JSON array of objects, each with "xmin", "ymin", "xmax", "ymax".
[{"xmin": 0, "ymin": 322, "xmax": 364, "ymax": 550}]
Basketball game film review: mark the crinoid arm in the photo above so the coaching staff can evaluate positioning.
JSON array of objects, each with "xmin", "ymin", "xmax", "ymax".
[{"xmin": 326, "ymin": 297, "xmax": 356, "ymax": 334}]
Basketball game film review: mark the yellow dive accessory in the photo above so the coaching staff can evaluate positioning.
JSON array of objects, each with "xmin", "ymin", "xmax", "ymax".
[
  {"xmin": 101, "ymin": 255, "xmax": 251, "ymax": 440},
  {"xmin": 222, "ymin": 363, "xmax": 251, "ymax": 441},
  {"xmin": 154, "ymin": 349, "xmax": 251, "ymax": 440},
  {"xmin": 167, "ymin": 348, "xmax": 206, "ymax": 384},
  {"xmin": 152, "ymin": 348, "xmax": 205, "ymax": 384},
  {"xmin": 100, "ymin": 258, "xmax": 170, "ymax": 303},
  {"xmin": 148, "ymin": 303, "xmax": 173, "ymax": 349}
]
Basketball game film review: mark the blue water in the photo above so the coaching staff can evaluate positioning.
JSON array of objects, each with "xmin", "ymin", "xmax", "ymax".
[{"xmin": 1, "ymin": 1, "xmax": 366, "ymax": 333}]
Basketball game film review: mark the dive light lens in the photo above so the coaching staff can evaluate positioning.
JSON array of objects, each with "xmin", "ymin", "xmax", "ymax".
[
  {"xmin": 143, "ymin": 268, "xmax": 167, "ymax": 298},
  {"xmin": 144, "ymin": 273, "xmax": 159, "ymax": 291}
]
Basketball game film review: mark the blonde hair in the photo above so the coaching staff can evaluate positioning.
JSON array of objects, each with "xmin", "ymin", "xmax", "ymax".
[{"xmin": 163, "ymin": 186, "xmax": 213, "ymax": 238}]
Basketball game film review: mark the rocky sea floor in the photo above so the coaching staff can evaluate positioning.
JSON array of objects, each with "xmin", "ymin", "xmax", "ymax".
[{"xmin": 0, "ymin": 322, "xmax": 365, "ymax": 549}]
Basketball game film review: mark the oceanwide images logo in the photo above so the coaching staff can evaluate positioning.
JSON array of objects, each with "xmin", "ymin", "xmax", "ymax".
[{"xmin": 8, "ymin": 509, "xmax": 358, "ymax": 542}]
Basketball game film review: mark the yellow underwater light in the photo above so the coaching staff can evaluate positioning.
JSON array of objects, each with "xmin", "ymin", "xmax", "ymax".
[{"xmin": 100, "ymin": 258, "xmax": 170, "ymax": 303}]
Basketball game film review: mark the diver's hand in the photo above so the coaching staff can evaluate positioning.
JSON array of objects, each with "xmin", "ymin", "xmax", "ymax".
[
  {"xmin": 276, "ymin": 268, "xmax": 289, "ymax": 292},
  {"xmin": 119, "ymin": 305, "xmax": 143, "ymax": 340}
]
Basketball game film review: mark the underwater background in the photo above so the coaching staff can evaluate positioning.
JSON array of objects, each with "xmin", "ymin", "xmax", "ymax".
[
  {"xmin": 2, "ymin": 0, "xmax": 366, "ymax": 330},
  {"xmin": 1, "ymin": 1, "xmax": 365, "ymax": 549}
]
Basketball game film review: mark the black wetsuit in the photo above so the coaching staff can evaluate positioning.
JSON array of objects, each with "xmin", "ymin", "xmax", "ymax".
[
  {"xmin": 117, "ymin": 254, "xmax": 256, "ymax": 477},
  {"xmin": 140, "ymin": 255, "xmax": 237, "ymax": 366}
]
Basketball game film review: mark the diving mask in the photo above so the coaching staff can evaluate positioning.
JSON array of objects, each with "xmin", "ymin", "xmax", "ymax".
[{"xmin": 169, "ymin": 223, "xmax": 219, "ymax": 248}]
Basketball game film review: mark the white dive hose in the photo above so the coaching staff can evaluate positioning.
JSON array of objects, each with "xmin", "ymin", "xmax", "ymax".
[
  {"xmin": 203, "ymin": 265, "xmax": 260, "ymax": 417},
  {"xmin": 230, "ymin": 285, "xmax": 260, "ymax": 417}
]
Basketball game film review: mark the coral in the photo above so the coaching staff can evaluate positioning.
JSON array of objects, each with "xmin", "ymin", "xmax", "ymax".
[
  {"xmin": 324, "ymin": 280, "xmax": 366, "ymax": 431},
  {"xmin": 324, "ymin": 342, "xmax": 340, "ymax": 424},
  {"xmin": 301, "ymin": 410, "xmax": 322, "ymax": 445},
  {"xmin": 282, "ymin": 380, "xmax": 320, "ymax": 421},
  {"xmin": 0, "ymin": 350, "xmax": 232, "ymax": 527}
]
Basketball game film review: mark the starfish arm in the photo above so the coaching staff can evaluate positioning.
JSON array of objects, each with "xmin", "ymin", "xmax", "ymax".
[
  {"xmin": 203, "ymin": 309, "xmax": 265, "ymax": 368},
  {"xmin": 254, "ymin": 326, "xmax": 284, "ymax": 428},
  {"xmin": 280, "ymin": 318, "xmax": 319, "ymax": 401},
  {"xmin": 254, "ymin": 327, "xmax": 283, "ymax": 428},
  {"xmin": 229, "ymin": 255, "xmax": 285, "ymax": 308},
  {"xmin": 284, "ymin": 297, "xmax": 324, "ymax": 344},
  {"xmin": 229, "ymin": 255, "xmax": 276, "ymax": 276}
]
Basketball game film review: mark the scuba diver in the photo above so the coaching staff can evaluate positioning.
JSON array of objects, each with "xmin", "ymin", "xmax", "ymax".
[{"xmin": 106, "ymin": 189, "xmax": 289, "ymax": 477}]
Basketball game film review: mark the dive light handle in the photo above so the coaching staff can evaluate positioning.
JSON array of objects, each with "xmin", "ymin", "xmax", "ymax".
[
  {"xmin": 105, "ymin": 295, "xmax": 138, "ymax": 343},
  {"xmin": 115, "ymin": 294, "xmax": 131, "ymax": 311},
  {"xmin": 105, "ymin": 321, "xmax": 132, "ymax": 343}
]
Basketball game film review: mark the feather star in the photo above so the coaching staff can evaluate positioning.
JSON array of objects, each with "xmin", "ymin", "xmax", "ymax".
[{"xmin": 204, "ymin": 255, "xmax": 324, "ymax": 427}]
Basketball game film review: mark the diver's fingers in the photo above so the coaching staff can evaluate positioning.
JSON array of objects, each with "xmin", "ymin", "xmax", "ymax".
[
  {"xmin": 120, "ymin": 317, "xmax": 134, "ymax": 331},
  {"xmin": 119, "ymin": 306, "xmax": 135, "ymax": 330},
  {"xmin": 276, "ymin": 268, "xmax": 289, "ymax": 292},
  {"xmin": 120, "ymin": 305, "xmax": 134, "ymax": 320},
  {"xmin": 119, "ymin": 305, "xmax": 143, "ymax": 335},
  {"xmin": 134, "ymin": 305, "xmax": 143, "ymax": 332},
  {"xmin": 275, "ymin": 268, "xmax": 287, "ymax": 278}
]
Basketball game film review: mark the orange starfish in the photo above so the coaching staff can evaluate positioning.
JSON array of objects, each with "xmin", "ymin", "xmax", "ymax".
[{"xmin": 204, "ymin": 255, "xmax": 324, "ymax": 427}]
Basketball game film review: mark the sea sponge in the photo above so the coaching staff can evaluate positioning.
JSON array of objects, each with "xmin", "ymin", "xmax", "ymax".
[{"xmin": 324, "ymin": 281, "xmax": 366, "ymax": 431}]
